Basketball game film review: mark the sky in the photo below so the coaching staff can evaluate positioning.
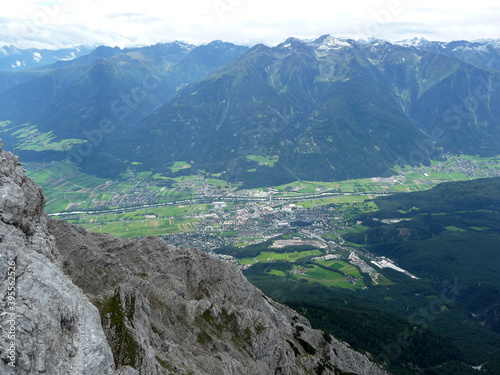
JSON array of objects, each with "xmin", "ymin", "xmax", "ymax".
[{"xmin": 1, "ymin": 0, "xmax": 499, "ymax": 49}]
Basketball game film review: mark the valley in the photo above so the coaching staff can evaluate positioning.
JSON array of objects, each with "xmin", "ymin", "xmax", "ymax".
[
  {"xmin": 16, "ymin": 147, "xmax": 500, "ymax": 374},
  {"xmin": 23, "ymin": 153, "xmax": 500, "ymax": 295},
  {"xmin": 25, "ymin": 153, "xmax": 500, "ymax": 242}
]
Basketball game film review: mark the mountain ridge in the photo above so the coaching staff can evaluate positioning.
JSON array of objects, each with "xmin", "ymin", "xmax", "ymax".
[
  {"xmin": 1, "ymin": 36, "xmax": 499, "ymax": 186},
  {"xmin": 122, "ymin": 35, "xmax": 499, "ymax": 186}
]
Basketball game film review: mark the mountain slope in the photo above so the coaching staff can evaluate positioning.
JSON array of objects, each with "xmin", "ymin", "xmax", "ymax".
[
  {"xmin": 0, "ymin": 41, "xmax": 248, "ymax": 163},
  {"xmin": 127, "ymin": 37, "xmax": 428, "ymax": 187},
  {"xmin": 0, "ymin": 45, "xmax": 94, "ymax": 71},
  {"xmin": 0, "ymin": 139, "xmax": 116, "ymax": 375},
  {"xmin": 120, "ymin": 36, "xmax": 500, "ymax": 187},
  {"xmin": 49, "ymin": 220, "xmax": 387, "ymax": 375},
  {"xmin": 359, "ymin": 40, "xmax": 500, "ymax": 156},
  {"xmin": 344, "ymin": 177, "xmax": 500, "ymax": 341}
]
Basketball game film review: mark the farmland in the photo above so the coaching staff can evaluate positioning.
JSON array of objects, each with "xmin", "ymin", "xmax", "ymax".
[
  {"xmin": 22, "ymin": 153, "xmax": 500, "ymax": 244},
  {"xmin": 238, "ymin": 250, "xmax": 323, "ymax": 265}
]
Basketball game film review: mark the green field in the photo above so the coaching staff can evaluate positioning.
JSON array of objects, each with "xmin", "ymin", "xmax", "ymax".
[
  {"xmin": 269, "ymin": 269, "xmax": 286, "ymax": 276},
  {"xmin": 26, "ymin": 161, "xmax": 110, "ymax": 212},
  {"xmin": 272, "ymin": 174, "xmax": 441, "ymax": 195},
  {"xmin": 449, "ymin": 172, "xmax": 470, "ymax": 180},
  {"xmin": 2, "ymin": 122, "xmax": 86, "ymax": 151},
  {"xmin": 136, "ymin": 171, "xmax": 153, "ymax": 179},
  {"xmin": 169, "ymin": 161, "xmax": 191, "ymax": 173},
  {"xmin": 65, "ymin": 204, "xmax": 207, "ymax": 238},
  {"xmin": 316, "ymin": 260, "xmax": 362, "ymax": 277},
  {"xmin": 77, "ymin": 217, "xmax": 197, "ymax": 238},
  {"xmin": 240, "ymin": 251, "xmax": 367, "ymax": 290},
  {"xmin": 445, "ymin": 225, "xmax": 466, "ymax": 232},
  {"xmin": 294, "ymin": 265, "xmax": 363, "ymax": 290},
  {"xmin": 206, "ymin": 178, "xmax": 229, "ymax": 187},
  {"xmin": 239, "ymin": 250, "xmax": 323, "ymax": 265},
  {"xmin": 297, "ymin": 195, "xmax": 376, "ymax": 209},
  {"xmin": 246, "ymin": 154, "xmax": 279, "ymax": 167}
]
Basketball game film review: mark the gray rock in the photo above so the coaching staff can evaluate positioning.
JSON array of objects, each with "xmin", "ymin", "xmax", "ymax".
[
  {"xmin": 0, "ymin": 140, "xmax": 116, "ymax": 375},
  {"xmin": 49, "ymin": 215, "xmax": 388, "ymax": 375}
]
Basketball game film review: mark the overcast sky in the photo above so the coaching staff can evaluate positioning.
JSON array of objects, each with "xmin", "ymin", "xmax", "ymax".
[{"xmin": 1, "ymin": 0, "xmax": 499, "ymax": 49}]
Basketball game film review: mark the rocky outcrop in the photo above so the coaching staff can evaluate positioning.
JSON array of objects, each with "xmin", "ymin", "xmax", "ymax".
[
  {"xmin": 1, "ymin": 139, "xmax": 388, "ymax": 375},
  {"xmin": 0, "ymin": 140, "xmax": 115, "ymax": 374}
]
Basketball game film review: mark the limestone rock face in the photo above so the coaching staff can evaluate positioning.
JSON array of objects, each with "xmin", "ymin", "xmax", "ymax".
[
  {"xmin": 1, "ymin": 139, "xmax": 388, "ymax": 375},
  {"xmin": 49, "ymin": 221, "xmax": 388, "ymax": 375},
  {"xmin": 0, "ymin": 140, "xmax": 115, "ymax": 374}
]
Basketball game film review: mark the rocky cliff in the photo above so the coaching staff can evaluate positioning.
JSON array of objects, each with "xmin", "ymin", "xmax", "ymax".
[
  {"xmin": 0, "ymin": 139, "xmax": 387, "ymax": 374},
  {"xmin": 0, "ymin": 140, "xmax": 119, "ymax": 375}
]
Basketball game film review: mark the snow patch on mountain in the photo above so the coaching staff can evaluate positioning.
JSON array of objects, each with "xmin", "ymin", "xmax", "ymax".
[
  {"xmin": 33, "ymin": 52, "xmax": 42, "ymax": 63},
  {"xmin": 59, "ymin": 51, "xmax": 76, "ymax": 61},
  {"xmin": 395, "ymin": 37, "xmax": 432, "ymax": 48},
  {"xmin": 11, "ymin": 60, "xmax": 23, "ymax": 68}
]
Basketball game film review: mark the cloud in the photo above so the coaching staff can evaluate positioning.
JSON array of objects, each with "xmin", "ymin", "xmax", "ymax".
[
  {"xmin": 104, "ymin": 12, "xmax": 163, "ymax": 22},
  {"xmin": 36, "ymin": 1, "xmax": 64, "ymax": 6},
  {"xmin": 1, "ymin": 0, "xmax": 499, "ymax": 49}
]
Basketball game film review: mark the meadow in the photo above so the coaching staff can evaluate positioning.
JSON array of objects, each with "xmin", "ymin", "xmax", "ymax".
[{"xmin": 238, "ymin": 250, "xmax": 323, "ymax": 265}]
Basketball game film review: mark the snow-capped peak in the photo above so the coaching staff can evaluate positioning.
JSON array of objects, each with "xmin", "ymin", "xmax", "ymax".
[
  {"xmin": 11, "ymin": 60, "xmax": 24, "ymax": 68},
  {"xmin": 395, "ymin": 37, "xmax": 431, "ymax": 48},
  {"xmin": 312, "ymin": 35, "xmax": 352, "ymax": 51},
  {"xmin": 356, "ymin": 37, "xmax": 389, "ymax": 45},
  {"xmin": 471, "ymin": 39, "xmax": 500, "ymax": 49}
]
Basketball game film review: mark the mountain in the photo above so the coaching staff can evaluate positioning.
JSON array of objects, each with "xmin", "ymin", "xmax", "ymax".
[
  {"xmin": 0, "ymin": 45, "xmax": 99, "ymax": 94},
  {"xmin": 0, "ymin": 45, "xmax": 95, "ymax": 71},
  {"xmin": 44, "ymin": 42, "xmax": 194, "ymax": 71},
  {"xmin": 1, "ymin": 36, "xmax": 499, "ymax": 186},
  {"xmin": 357, "ymin": 39, "xmax": 500, "ymax": 157},
  {"xmin": 0, "ymin": 41, "xmax": 195, "ymax": 138},
  {"xmin": 121, "ymin": 35, "xmax": 500, "ymax": 187},
  {"xmin": 0, "ymin": 41, "xmax": 249, "ymax": 165},
  {"xmin": 395, "ymin": 38, "xmax": 500, "ymax": 71},
  {"xmin": 0, "ymin": 139, "xmax": 387, "ymax": 374},
  {"xmin": 124, "ymin": 36, "xmax": 428, "ymax": 186}
]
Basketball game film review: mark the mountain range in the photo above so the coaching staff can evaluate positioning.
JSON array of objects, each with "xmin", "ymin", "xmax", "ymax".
[
  {"xmin": 0, "ymin": 36, "xmax": 499, "ymax": 187},
  {"xmin": 0, "ymin": 45, "xmax": 95, "ymax": 71}
]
